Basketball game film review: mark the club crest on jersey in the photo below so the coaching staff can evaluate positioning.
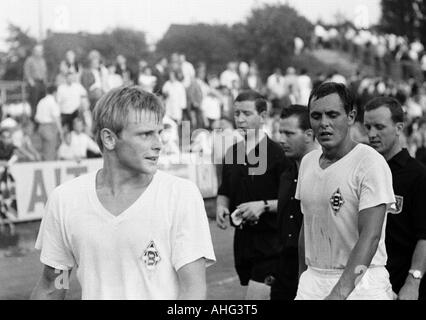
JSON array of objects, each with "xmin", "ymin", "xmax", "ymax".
[
  {"xmin": 330, "ymin": 188, "xmax": 345, "ymax": 214},
  {"xmin": 142, "ymin": 240, "xmax": 161, "ymax": 270}
]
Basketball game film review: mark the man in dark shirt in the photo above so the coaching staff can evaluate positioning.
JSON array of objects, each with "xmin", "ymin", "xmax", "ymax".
[
  {"xmin": 364, "ymin": 96, "xmax": 426, "ymax": 300},
  {"xmin": 270, "ymin": 105, "xmax": 317, "ymax": 300},
  {"xmin": 216, "ymin": 90, "xmax": 289, "ymax": 299}
]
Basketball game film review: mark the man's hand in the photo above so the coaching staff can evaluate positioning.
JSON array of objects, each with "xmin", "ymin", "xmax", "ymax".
[
  {"xmin": 216, "ymin": 205, "xmax": 229, "ymax": 230},
  {"xmin": 238, "ymin": 201, "xmax": 265, "ymax": 222},
  {"xmin": 398, "ymin": 276, "xmax": 420, "ymax": 300}
]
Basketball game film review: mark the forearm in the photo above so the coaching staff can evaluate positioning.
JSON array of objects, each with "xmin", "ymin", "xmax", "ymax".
[
  {"xmin": 330, "ymin": 234, "xmax": 381, "ymax": 299},
  {"xmin": 298, "ymin": 222, "xmax": 307, "ymax": 278},
  {"xmin": 178, "ymin": 282, "xmax": 207, "ymax": 300},
  {"xmin": 409, "ymin": 240, "xmax": 426, "ymax": 274},
  {"xmin": 30, "ymin": 278, "xmax": 67, "ymax": 300},
  {"xmin": 216, "ymin": 195, "xmax": 230, "ymax": 210}
]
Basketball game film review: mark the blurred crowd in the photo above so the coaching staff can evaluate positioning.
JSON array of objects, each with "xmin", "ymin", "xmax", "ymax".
[{"xmin": 1, "ymin": 33, "xmax": 426, "ymax": 168}]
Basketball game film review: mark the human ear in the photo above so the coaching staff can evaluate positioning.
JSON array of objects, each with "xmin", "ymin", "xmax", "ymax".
[{"xmin": 100, "ymin": 128, "xmax": 117, "ymax": 151}]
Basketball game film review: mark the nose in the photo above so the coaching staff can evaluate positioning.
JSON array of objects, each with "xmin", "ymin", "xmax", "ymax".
[
  {"xmin": 152, "ymin": 132, "xmax": 162, "ymax": 151},
  {"xmin": 319, "ymin": 114, "xmax": 330, "ymax": 128},
  {"xmin": 366, "ymin": 126, "xmax": 377, "ymax": 138}
]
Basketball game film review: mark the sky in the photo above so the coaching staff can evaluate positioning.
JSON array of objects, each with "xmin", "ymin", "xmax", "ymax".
[{"xmin": 0, "ymin": 0, "xmax": 381, "ymax": 51}]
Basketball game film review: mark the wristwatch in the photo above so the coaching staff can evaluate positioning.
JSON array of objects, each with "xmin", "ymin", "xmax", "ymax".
[
  {"xmin": 408, "ymin": 269, "xmax": 423, "ymax": 280},
  {"xmin": 263, "ymin": 200, "xmax": 270, "ymax": 213}
]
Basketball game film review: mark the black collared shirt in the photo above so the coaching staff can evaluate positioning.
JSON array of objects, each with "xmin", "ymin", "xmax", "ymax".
[
  {"xmin": 277, "ymin": 160, "xmax": 302, "ymax": 250},
  {"xmin": 386, "ymin": 148, "xmax": 426, "ymax": 294},
  {"xmin": 218, "ymin": 136, "xmax": 289, "ymax": 260}
]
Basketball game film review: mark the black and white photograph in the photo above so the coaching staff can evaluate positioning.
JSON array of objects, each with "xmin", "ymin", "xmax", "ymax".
[{"xmin": 0, "ymin": 0, "xmax": 425, "ymax": 307}]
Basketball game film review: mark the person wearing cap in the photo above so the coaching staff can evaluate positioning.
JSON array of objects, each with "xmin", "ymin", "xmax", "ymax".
[
  {"xmin": 364, "ymin": 96, "xmax": 426, "ymax": 300},
  {"xmin": 296, "ymin": 82, "xmax": 395, "ymax": 300},
  {"xmin": 270, "ymin": 105, "xmax": 317, "ymax": 300},
  {"xmin": 216, "ymin": 90, "xmax": 289, "ymax": 299}
]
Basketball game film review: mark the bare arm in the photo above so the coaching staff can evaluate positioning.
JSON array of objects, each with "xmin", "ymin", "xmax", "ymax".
[
  {"xmin": 177, "ymin": 258, "xmax": 207, "ymax": 300},
  {"xmin": 325, "ymin": 204, "xmax": 386, "ymax": 300},
  {"xmin": 216, "ymin": 195, "xmax": 230, "ymax": 229},
  {"xmin": 298, "ymin": 219, "xmax": 307, "ymax": 278},
  {"xmin": 398, "ymin": 240, "xmax": 426, "ymax": 300},
  {"xmin": 30, "ymin": 265, "xmax": 71, "ymax": 300}
]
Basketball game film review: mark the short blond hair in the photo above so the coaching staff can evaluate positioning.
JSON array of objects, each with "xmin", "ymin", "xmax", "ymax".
[{"xmin": 92, "ymin": 86, "xmax": 165, "ymax": 151}]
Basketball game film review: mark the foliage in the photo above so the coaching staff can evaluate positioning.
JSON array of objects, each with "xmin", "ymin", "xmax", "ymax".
[
  {"xmin": 2, "ymin": 24, "xmax": 37, "ymax": 80},
  {"xmin": 156, "ymin": 23, "xmax": 238, "ymax": 74}
]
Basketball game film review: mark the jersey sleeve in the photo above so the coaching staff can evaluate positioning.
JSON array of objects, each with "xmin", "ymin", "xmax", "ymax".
[
  {"xmin": 359, "ymin": 155, "xmax": 395, "ymax": 212},
  {"xmin": 35, "ymin": 188, "xmax": 76, "ymax": 270},
  {"xmin": 171, "ymin": 181, "xmax": 216, "ymax": 271}
]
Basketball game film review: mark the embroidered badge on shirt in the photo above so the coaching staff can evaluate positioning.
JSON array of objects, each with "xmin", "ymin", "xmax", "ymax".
[
  {"xmin": 330, "ymin": 188, "xmax": 345, "ymax": 214},
  {"xmin": 142, "ymin": 240, "xmax": 161, "ymax": 270}
]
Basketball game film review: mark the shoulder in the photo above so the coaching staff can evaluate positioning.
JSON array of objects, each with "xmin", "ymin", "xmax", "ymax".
[
  {"xmin": 155, "ymin": 170, "xmax": 200, "ymax": 195},
  {"xmin": 53, "ymin": 171, "xmax": 96, "ymax": 199},
  {"xmin": 353, "ymin": 144, "xmax": 386, "ymax": 165}
]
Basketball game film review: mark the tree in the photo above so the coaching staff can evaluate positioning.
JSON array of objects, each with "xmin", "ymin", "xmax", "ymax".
[
  {"xmin": 156, "ymin": 23, "xmax": 238, "ymax": 74},
  {"xmin": 380, "ymin": 0, "xmax": 426, "ymax": 42},
  {"xmin": 2, "ymin": 24, "xmax": 37, "ymax": 80},
  {"xmin": 43, "ymin": 27, "xmax": 150, "ymax": 81},
  {"xmin": 236, "ymin": 4, "xmax": 314, "ymax": 76}
]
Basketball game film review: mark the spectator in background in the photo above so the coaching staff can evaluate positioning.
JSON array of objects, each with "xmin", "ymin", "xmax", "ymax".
[
  {"xmin": 15, "ymin": 120, "xmax": 42, "ymax": 162},
  {"xmin": 35, "ymin": 85, "xmax": 63, "ymax": 161},
  {"xmin": 220, "ymin": 62, "xmax": 240, "ymax": 90},
  {"xmin": 180, "ymin": 54, "xmax": 196, "ymax": 89},
  {"xmin": 60, "ymin": 50, "xmax": 81, "ymax": 77},
  {"xmin": 246, "ymin": 64, "xmax": 262, "ymax": 92},
  {"xmin": 186, "ymin": 74, "xmax": 204, "ymax": 129},
  {"xmin": 57, "ymin": 72, "xmax": 87, "ymax": 131},
  {"xmin": 0, "ymin": 127, "xmax": 18, "ymax": 165},
  {"xmin": 138, "ymin": 67, "xmax": 157, "ymax": 93},
  {"xmin": 297, "ymin": 69, "xmax": 312, "ymax": 106},
  {"xmin": 267, "ymin": 68, "xmax": 286, "ymax": 116},
  {"xmin": 81, "ymin": 50, "xmax": 108, "ymax": 109},
  {"xmin": 105, "ymin": 64, "xmax": 124, "ymax": 91},
  {"xmin": 162, "ymin": 71, "xmax": 187, "ymax": 124},
  {"xmin": 152, "ymin": 57, "xmax": 168, "ymax": 95},
  {"xmin": 283, "ymin": 67, "xmax": 300, "ymax": 99},
  {"xmin": 57, "ymin": 130, "xmax": 77, "ymax": 161},
  {"xmin": 115, "ymin": 54, "xmax": 134, "ymax": 85},
  {"xmin": 67, "ymin": 117, "xmax": 101, "ymax": 160},
  {"xmin": 23, "ymin": 44, "xmax": 47, "ymax": 119}
]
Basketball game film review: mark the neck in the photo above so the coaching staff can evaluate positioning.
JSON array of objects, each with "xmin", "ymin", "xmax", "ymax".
[
  {"xmin": 296, "ymin": 143, "xmax": 316, "ymax": 169},
  {"xmin": 98, "ymin": 157, "xmax": 154, "ymax": 195},
  {"xmin": 384, "ymin": 140, "xmax": 403, "ymax": 161},
  {"xmin": 322, "ymin": 135, "xmax": 357, "ymax": 161}
]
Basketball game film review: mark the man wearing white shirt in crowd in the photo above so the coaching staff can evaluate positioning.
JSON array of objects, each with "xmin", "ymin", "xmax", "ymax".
[
  {"xmin": 68, "ymin": 117, "xmax": 101, "ymax": 160},
  {"xmin": 220, "ymin": 62, "xmax": 240, "ymax": 90},
  {"xmin": 35, "ymin": 85, "xmax": 63, "ymax": 161},
  {"xmin": 162, "ymin": 71, "xmax": 187, "ymax": 124},
  {"xmin": 180, "ymin": 54, "xmax": 195, "ymax": 89},
  {"xmin": 57, "ymin": 72, "xmax": 87, "ymax": 131},
  {"xmin": 297, "ymin": 69, "xmax": 312, "ymax": 106}
]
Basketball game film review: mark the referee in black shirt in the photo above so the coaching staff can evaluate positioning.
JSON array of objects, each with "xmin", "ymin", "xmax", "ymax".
[
  {"xmin": 216, "ymin": 90, "xmax": 289, "ymax": 299},
  {"xmin": 364, "ymin": 97, "xmax": 426, "ymax": 300}
]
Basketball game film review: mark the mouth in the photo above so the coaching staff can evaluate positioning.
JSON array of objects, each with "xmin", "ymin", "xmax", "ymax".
[
  {"xmin": 369, "ymin": 141, "xmax": 381, "ymax": 147},
  {"xmin": 144, "ymin": 156, "xmax": 159, "ymax": 162},
  {"xmin": 319, "ymin": 132, "xmax": 333, "ymax": 139}
]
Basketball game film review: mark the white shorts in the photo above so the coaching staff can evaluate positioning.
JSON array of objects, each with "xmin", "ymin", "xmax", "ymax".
[{"xmin": 295, "ymin": 266, "xmax": 396, "ymax": 300}]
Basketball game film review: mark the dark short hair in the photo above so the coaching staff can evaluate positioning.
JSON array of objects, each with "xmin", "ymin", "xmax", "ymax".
[
  {"xmin": 46, "ymin": 85, "xmax": 57, "ymax": 95},
  {"xmin": 308, "ymin": 82, "xmax": 354, "ymax": 114},
  {"xmin": 364, "ymin": 96, "xmax": 404, "ymax": 123},
  {"xmin": 235, "ymin": 90, "xmax": 267, "ymax": 114},
  {"xmin": 280, "ymin": 105, "xmax": 311, "ymax": 131}
]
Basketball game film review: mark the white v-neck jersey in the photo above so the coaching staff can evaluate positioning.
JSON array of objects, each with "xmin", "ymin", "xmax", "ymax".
[
  {"xmin": 35, "ymin": 170, "xmax": 216, "ymax": 300},
  {"xmin": 295, "ymin": 144, "xmax": 395, "ymax": 270}
]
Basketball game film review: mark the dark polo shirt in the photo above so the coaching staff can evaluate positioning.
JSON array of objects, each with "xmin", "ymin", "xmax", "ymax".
[
  {"xmin": 218, "ymin": 135, "xmax": 289, "ymax": 285},
  {"xmin": 386, "ymin": 148, "xmax": 426, "ymax": 297},
  {"xmin": 271, "ymin": 160, "xmax": 303, "ymax": 300}
]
